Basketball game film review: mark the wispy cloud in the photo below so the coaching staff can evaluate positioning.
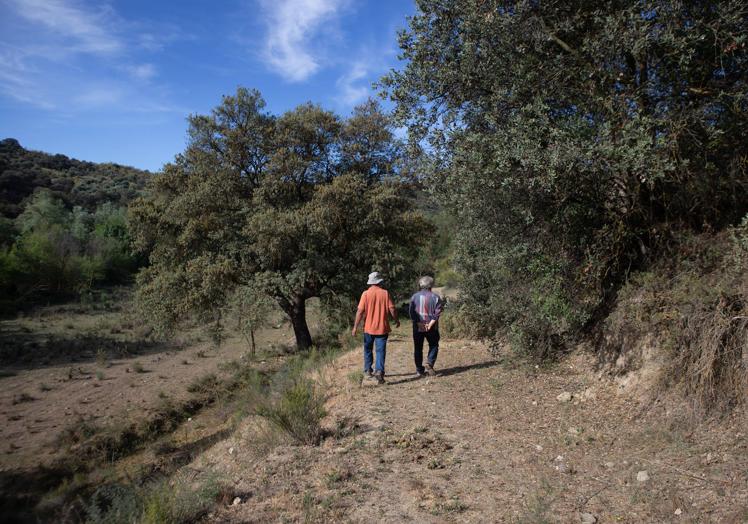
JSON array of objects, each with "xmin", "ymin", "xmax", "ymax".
[
  {"xmin": 0, "ymin": 0, "xmax": 177, "ymax": 112},
  {"xmin": 5, "ymin": 0, "xmax": 123, "ymax": 55},
  {"xmin": 125, "ymin": 63, "xmax": 157, "ymax": 81},
  {"xmin": 333, "ymin": 40, "xmax": 397, "ymax": 110},
  {"xmin": 259, "ymin": 0, "xmax": 347, "ymax": 82},
  {"xmin": 336, "ymin": 61, "xmax": 369, "ymax": 106}
]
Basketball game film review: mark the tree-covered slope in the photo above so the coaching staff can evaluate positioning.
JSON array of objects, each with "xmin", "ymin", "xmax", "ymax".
[{"xmin": 0, "ymin": 138, "xmax": 150, "ymax": 218}]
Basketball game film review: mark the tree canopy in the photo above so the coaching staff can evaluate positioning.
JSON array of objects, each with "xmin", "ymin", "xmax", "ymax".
[
  {"xmin": 130, "ymin": 88, "xmax": 427, "ymax": 350},
  {"xmin": 382, "ymin": 0, "xmax": 748, "ymax": 356},
  {"xmin": 0, "ymin": 138, "xmax": 150, "ymax": 219}
]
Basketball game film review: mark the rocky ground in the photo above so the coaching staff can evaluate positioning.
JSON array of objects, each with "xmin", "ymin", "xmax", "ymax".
[{"xmin": 194, "ymin": 329, "xmax": 747, "ymax": 523}]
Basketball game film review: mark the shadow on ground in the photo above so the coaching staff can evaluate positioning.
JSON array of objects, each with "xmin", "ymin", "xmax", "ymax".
[
  {"xmin": 0, "ymin": 327, "xmax": 178, "ymax": 371},
  {"xmin": 386, "ymin": 359, "xmax": 499, "ymax": 385}
]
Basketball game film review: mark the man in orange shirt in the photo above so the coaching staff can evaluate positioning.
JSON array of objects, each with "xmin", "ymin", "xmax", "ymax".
[{"xmin": 352, "ymin": 271, "xmax": 400, "ymax": 384}]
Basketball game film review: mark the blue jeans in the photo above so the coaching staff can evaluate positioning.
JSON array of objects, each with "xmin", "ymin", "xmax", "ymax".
[
  {"xmin": 363, "ymin": 333, "xmax": 388, "ymax": 375},
  {"xmin": 413, "ymin": 324, "xmax": 440, "ymax": 373}
]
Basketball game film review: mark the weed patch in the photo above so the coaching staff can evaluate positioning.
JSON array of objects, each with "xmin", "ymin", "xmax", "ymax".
[{"xmin": 257, "ymin": 377, "xmax": 326, "ymax": 445}]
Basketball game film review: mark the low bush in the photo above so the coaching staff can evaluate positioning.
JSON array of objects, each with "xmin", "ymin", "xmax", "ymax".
[
  {"xmin": 85, "ymin": 475, "xmax": 228, "ymax": 524},
  {"xmin": 257, "ymin": 377, "xmax": 327, "ymax": 445}
]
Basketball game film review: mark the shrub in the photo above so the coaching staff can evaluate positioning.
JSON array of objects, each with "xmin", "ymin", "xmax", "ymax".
[
  {"xmin": 85, "ymin": 475, "xmax": 228, "ymax": 524},
  {"xmin": 257, "ymin": 377, "xmax": 326, "ymax": 445}
]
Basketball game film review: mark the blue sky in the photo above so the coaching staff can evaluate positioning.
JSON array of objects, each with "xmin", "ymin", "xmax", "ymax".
[{"xmin": 0, "ymin": 0, "xmax": 414, "ymax": 171}]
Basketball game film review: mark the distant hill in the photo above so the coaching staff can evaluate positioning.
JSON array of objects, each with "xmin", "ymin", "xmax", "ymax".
[{"xmin": 0, "ymin": 138, "xmax": 151, "ymax": 218}]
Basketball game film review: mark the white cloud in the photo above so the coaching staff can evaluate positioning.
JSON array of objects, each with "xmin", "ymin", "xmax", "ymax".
[
  {"xmin": 74, "ymin": 86, "xmax": 124, "ymax": 107},
  {"xmin": 336, "ymin": 61, "xmax": 369, "ymax": 106},
  {"xmin": 259, "ymin": 0, "xmax": 347, "ymax": 82},
  {"xmin": 5, "ymin": 0, "xmax": 123, "ymax": 55},
  {"xmin": 125, "ymin": 63, "xmax": 157, "ymax": 81},
  {"xmin": 0, "ymin": 0, "xmax": 175, "ymax": 112},
  {"xmin": 333, "ymin": 39, "xmax": 398, "ymax": 110}
]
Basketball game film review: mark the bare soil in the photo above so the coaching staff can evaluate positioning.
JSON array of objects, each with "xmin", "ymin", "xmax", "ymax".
[
  {"xmin": 196, "ymin": 329, "xmax": 748, "ymax": 523},
  {"xmin": 0, "ymin": 296, "xmax": 310, "ymax": 471}
]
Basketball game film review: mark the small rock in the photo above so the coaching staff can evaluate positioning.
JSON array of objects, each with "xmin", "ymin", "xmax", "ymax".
[
  {"xmin": 231, "ymin": 497, "xmax": 241, "ymax": 506},
  {"xmin": 604, "ymin": 461, "xmax": 615, "ymax": 469},
  {"xmin": 580, "ymin": 387, "xmax": 597, "ymax": 402},
  {"xmin": 228, "ymin": 447, "xmax": 235, "ymax": 455},
  {"xmin": 531, "ymin": 400, "xmax": 537, "ymax": 406},
  {"xmin": 535, "ymin": 444, "xmax": 543, "ymax": 452},
  {"xmin": 636, "ymin": 470, "xmax": 650, "ymax": 482},
  {"xmin": 579, "ymin": 512, "xmax": 597, "ymax": 524},
  {"xmin": 674, "ymin": 508, "xmax": 682, "ymax": 516},
  {"xmin": 557, "ymin": 392, "xmax": 573, "ymax": 402},
  {"xmin": 568, "ymin": 427, "xmax": 580, "ymax": 435}
]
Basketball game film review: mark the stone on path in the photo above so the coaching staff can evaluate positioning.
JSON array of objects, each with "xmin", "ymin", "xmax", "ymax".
[
  {"xmin": 557, "ymin": 391, "xmax": 573, "ymax": 402},
  {"xmin": 579, "ymin": 512, "xmax": 597, "ymax": 523},
  {"xmin": 636, "ymin": 470, "xmax": 650, "ymax": 482}
]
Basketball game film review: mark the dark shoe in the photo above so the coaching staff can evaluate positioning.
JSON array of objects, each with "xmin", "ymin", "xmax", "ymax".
[
  {"xmin": 374, "ymin": 371, "xmax": 385, "ymax": 384},
  {"xmin": 364, "ymin": 372, "xmax": 378, "ymax": 383},
  {"xmin": 364, "ymin": 370, "xmax": 374, "ymax": 378},
  {"xmin": 415, "ymin": 370, "xmax": 426, "ymax": 378},
  {"xmin": 425, "ymin": 363, "xmax": 437, "ymax": 377}
]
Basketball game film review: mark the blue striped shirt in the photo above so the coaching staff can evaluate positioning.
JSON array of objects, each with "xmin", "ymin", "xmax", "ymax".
[{"xmin": 408, "ymin": 290, "xmax": 443, "ymax": 323}]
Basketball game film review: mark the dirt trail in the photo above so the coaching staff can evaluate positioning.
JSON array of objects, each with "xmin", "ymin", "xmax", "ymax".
[{"xmin": 199, "ymin": 329, "xmax": 746, "ymax": 523}]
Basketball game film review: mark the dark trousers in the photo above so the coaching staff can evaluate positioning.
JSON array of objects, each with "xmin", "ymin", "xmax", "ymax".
[{"xmin": 413, "ymin": 324, "xmax": 440, "ymax": 373}]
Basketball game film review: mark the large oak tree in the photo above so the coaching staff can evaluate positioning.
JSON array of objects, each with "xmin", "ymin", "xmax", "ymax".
[{"xmin": 130, "ymin": 88, "xmax": 426, "ymax": 350}]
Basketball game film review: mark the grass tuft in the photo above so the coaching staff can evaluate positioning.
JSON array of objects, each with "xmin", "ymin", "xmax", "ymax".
[{"xmin": 257, "ymin": 377, "xmax": 326, "ymax": 445}]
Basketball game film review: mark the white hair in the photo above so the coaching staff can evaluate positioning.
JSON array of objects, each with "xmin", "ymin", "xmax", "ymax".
[{"xmin": 418, "ymin": 276, "xmax": 434, "ymax": 289}]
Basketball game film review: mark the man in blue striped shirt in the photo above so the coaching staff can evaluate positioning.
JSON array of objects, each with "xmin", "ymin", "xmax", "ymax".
[{"xmin": 408, "ymin": 276, "xmax": 443, "ymax": 377}]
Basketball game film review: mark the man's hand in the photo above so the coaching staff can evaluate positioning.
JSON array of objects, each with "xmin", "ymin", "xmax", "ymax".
[
  {"xmin": 394, "ymin": 319, "xmax": 400, "ymax": 329},
  {"xmin": 426, "ymin": 319, "xmax": 436, "ymax": 331},
  {"xmin": 351, "ymin": 326, "xmax": 358, "ymax": 336}
]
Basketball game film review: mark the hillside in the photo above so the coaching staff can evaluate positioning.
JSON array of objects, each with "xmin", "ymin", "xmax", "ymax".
[{"xmin": 0, "ymin": 138, "xmax": 150, "ymax": 218}]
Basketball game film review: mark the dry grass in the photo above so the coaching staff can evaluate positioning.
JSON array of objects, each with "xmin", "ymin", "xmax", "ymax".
[
  {"xmin": 674, "ymin": 293, "xmax": 747, "ymax": 409},
  {"xmin": 601, "ymin": 231, "xmax": 748, "ymax": 411}
]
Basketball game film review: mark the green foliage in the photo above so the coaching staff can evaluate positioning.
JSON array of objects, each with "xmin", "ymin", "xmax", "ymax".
[
  {"xmin": 0, "ymin": 191, "xmax": 137, "ymax": 312},
  {"xmin": 130, "ymin": 87, "xmax": 429, "ymax": 350},
  {"xmin": 383, "ymin": 1, "xmax": 748, "ymax": 358},
  {"xmin": 0, "ymin": 138, "xmax": 149, "ymax": 219},
  {"xmin": 231, "ymin": 284, "xmax": 274, "ymax": 355},
  {"xmin": 257, "ymin": 377, "xmax": 327, "ymax": 445},
  {"xmin": 15, "ymin": 189, "xmax": 69, "ymax": 234},
  {"xmin": 85, "ymin": 476, "xmax": 226, "ymax": 524}
]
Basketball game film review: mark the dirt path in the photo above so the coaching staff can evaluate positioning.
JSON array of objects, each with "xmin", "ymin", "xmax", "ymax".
[{"xmin": 198, "ymin": 329, "xmax": 746, "ymax": 523}]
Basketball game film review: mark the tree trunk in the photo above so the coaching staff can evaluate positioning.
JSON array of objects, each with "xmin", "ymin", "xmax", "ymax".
[
  {"xmin": 250, "ymin": 329, "xmax": 256, "ymax": 356},
  {"xmin": 279, "ymin": 295, "xmax": 313, "ymax": 351}
]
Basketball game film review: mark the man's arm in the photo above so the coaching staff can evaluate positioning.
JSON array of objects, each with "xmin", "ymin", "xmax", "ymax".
[
  {"xmin": 352, "ymin": 307, "xmax": 365, "ymax": 336},
  {"xmin": 426, "ymin": 294, "xmax": 442, "ymax": 331},
  {"xmin": 388, "ymin": 293, "xmax": 400, "ymax": 328}
]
